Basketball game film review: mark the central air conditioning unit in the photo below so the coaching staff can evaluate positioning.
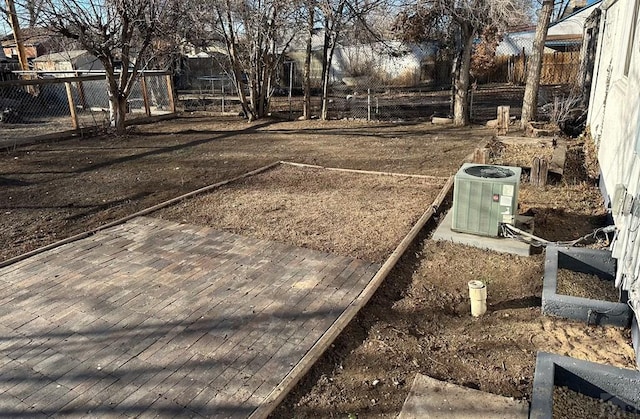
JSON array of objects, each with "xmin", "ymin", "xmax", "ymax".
[{"xmin": 452, "ymin": 163, "xmax": 521, "ymax": 237}]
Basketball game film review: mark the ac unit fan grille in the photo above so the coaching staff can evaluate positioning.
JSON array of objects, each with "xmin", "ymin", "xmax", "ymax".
[{"xmin": 464, "ymin": 165, "xmax": 516, "ymax": 179}]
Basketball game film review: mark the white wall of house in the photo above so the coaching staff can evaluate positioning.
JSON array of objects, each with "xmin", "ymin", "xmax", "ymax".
[
  {"xmin": 287, "ymin": 41, "xmax": 436, "ymax": 87},
  {"xmin": 587, "ymin": 0, "xmax": 640, "ymax": 312},
  {"xmin": 331, "ymin": 42, "xmax": 435, "ymax": 84}
]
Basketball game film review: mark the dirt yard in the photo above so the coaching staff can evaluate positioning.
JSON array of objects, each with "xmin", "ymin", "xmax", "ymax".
[
  {"xmin": 1, "ymin": 113, "xmax": 635, "ymax": 417},
  {"xmin": 155, "ymin": 164, "xmax": 447, "ymax": 263},
  {"xmin": 0, "ymin": 115, "xmax": 478, "ymax": 262}
]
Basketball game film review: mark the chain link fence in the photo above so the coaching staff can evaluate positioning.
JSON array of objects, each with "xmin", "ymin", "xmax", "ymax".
[
  {"xmin": 177, "ymin": 80, "xmax": 585, "ymax": 128},
  {"xmin": 177, "ymin": 75, "xmax": 239, "ymax": 114},
  {"xmin": 0, "ymin": 71, "xmax": 175, "ymax": 148},
  {"xmin": 176, "ymin": 46, "xmax": 581, "ymax": 124},
  {"xmin": 177, "ymin": 73, "xmax": 456, "ymax": 122},
  {"xmin": 178, "ymin": 74, "xmax": 529, "ymax": 123}
]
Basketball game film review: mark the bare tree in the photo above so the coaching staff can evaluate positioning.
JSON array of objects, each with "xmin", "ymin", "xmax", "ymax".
[
  {"xmin": 521, "ymin": 0, "xmax": 554, "ymax": 128},
  {"xmin": 317, "ymin": 0, "xmax": 347, "ymax": 120},
  {"xmin": 316, "ymin": 0, "xmax": 385, "ymax": 120},
  {"xmin": 209, "ymin": 0, "xmax": 302, "ymax": 121},
  {"xmin": 302, "ymin": 0, "xmax": 315, "ymax": 119},
  {"xmin": 39, "ymin": 0, "xmax": 172, "ymax": 134},
  {"xmin": 521, "ymin": 0, "xmax": 583, "ymax": 128},
  {"xmin": 1, "ymin": 0, "xmax": 43, "ymax": 29},
  {"xmin": 19, "ymin": 0, "xmax": 44, "ymax": 27},
  {"xmin": 397, "ymin": 0, "xmax": 529, "ymax": 126},
  {"xmin": 552, "ymin": 0, "xmax": 572, "ymax": 21}
]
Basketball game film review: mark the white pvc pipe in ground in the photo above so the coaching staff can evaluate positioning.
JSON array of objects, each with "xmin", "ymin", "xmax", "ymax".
[{"xmin": 468, "ymin": 280, "xmax": 487, "ymax": 317}]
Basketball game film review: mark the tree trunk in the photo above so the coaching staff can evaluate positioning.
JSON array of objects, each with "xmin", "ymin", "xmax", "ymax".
[
  {"xmin": 108, "ymin": 93, "xmax": 128, "ymax": 135},
  {"xmin": 104, "ymin": 69, "xmax": 128, "ymax": 135},
  {"xmin": 320, "ymin": 18, "xmax": 332, "ymax": 121},
  {"xmin": 320, "ymin": 1, "xmax": 345, "ymax": 121},
  {"xmin": 218, "ymin": 4, "xmax": 255, "ymax": 120},
  {"xmin": 521, "ymin": 0, "xmax": 554, "ymax": 128},
  {"xmin": 303, "ymin": 5, "xmax": 314, "ymax": 119},
  {"xmin": 256, "ymin": 52, "xmax": 271, "ymax": 118},
  {"xmin": 247, "ymin": 41, "xmax": 260, "ymax": 121},
  {"xmin": 453, "ymin": 23, "xmax": 474, "ymax": 126},
  {"xmin": 320, "ymin": 39, "xmax": 336, "ymax": 121}
]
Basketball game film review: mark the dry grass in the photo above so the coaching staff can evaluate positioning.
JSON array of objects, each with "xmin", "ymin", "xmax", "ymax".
[
  {"xmin": 156, "ymin": 164, "xmax": 447, "ymax": 263},
  {"xmin": 488, "ymin": 138, "xmax": 555, "ymax": 168}
]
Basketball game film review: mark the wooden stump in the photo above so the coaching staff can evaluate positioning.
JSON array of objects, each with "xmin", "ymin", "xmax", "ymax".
[
  {"xmin": 540, "ymin": 158, "xmax": 549, "ymax": 186},
  {"xmin": 530, "ymin": 157, "xmax": 549, "ymax": 186},
  {"xmin": 497, "ymin": 106, "xmax": 510, "ymax": 135},
  {"xmin": 473, "ymin": 148, "xmax": 490, "ymax": 164}
]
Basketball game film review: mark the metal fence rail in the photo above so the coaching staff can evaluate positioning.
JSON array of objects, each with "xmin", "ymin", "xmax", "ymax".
[
  {"xmin": 0, "ymin": 71, "xmax": 175, "ymax": 147},
  {"xmin": 177, "ymin": 75, "xmax": 536, "ymax": 123}
]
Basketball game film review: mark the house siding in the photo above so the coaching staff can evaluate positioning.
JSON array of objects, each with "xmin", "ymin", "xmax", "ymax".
[
  {"xmin": 587, "ymin": 0, "xmax": 640, "ymax": 322},
  {"xmin": 286, "ymin": 42, "xmax": 438, "ymax": 88}
]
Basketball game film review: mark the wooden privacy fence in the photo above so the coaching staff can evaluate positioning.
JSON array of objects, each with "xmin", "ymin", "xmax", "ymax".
[
  {"xmin": 488, "ymin": 51, "xmax": 581, "ymax": 86},
  {"xmin": 0, "ymin": 71, "xmax": 176, "ymax": 146}
]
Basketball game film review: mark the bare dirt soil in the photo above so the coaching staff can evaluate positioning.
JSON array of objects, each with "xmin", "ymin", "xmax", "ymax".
[
  {"xmin": 1, "ymin": 115, "xmax": 480, "ymax": 262},
  {"xmin": 556, "ymin": 269, "xmax": 620, "ymax": 302},
  {"xmin": 554, "ymin": 386, "xmax": 640, "ymax": 418},
  {"xmin": 1, "ymin": 113, "xmax": 635, "ymax": 418}
]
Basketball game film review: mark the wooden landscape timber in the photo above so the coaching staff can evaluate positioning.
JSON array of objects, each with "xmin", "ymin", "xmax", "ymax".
[
  {"xmin": 431, "ymin": 117, "xmax": 454, "ymax": 125},
  {"xmin": 279, "ymin": 161, "xmax": 449, "ymax": 183},
  {"xmin": 250, "ymin": 175, "xmax": 454, "ymax": 418},
  {"xmin": 0, "ymin": 161, "xmax": 282, "ymax": 269}
]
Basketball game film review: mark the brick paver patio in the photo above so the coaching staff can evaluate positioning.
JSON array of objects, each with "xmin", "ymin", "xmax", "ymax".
[{"xmin": 0, "ymin": 216, "xmax": 380, "ymax": 417}]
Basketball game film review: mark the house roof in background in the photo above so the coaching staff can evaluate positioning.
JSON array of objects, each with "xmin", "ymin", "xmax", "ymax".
[
  {"xmin": 33, "ymin": 50, "xmax": 92, "ymax": 62},
  {"xmin": 1, "ymin": 27, "xmax": 56, "ymax": 47},
  {"xmin": 496, "ymin": 0, "xmax": 603, "ymax": 55}
]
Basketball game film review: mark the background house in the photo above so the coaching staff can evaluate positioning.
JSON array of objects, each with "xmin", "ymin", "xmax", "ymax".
[
  {"xmin": 493, "ymin": 1, "xmax": 603, "ymax": 85},
  {"xmin": 497, "ymin": 0, "xmax": 603, "ymax": 55},
  {"xmin": 587, "ymin": 0, "xmax": 640, "ymax": 364},
  {"xmin": 285, "ymin": 31, "xmax": 445, "ymax": 89},
  {"xmin": 0, "ymin": 28, "xmax": 62, "ymax": 61},
  {"xmin": 32, "ymin": 50, "xmax": 104, "ymax": 74}
]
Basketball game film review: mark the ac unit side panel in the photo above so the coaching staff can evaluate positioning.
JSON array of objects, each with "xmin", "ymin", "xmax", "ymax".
[
  {"xmin": 452, "ymin": 179, "xmax": 503, "ymax": 236},
  {"xmin": 452, "ymin": 178, "xmax": 470, "ymax": 231}
]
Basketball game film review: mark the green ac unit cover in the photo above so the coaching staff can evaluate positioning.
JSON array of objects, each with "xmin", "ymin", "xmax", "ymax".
[{"xmin": 452, "ymin": 163, "xmax": 521, "ymax": 237}]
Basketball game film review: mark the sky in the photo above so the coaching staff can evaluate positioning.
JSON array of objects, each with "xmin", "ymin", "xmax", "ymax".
[{"xmin": 1, "ymin": 0, "xmax": 605, "ymax": 43}]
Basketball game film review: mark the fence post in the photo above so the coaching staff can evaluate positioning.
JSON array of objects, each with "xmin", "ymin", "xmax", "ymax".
[
  {"xmin": 64, "ymin": 82, "xmax": 79, "ymax": 130},
  {"xmin": 288, "ymin": 61, "xmax": 293, "ymax": 120},
  {"xmin": 165, "ymin": 74, "xmax": 176, "ymax": 113},
  {"xmin": 141, "ymin": 74, "xmax": 151, "ymax": 117},
  {"xmin": 222, "ymin": 81, "xmax": 226, "ymax": 113},
  {"xmin": 75, "ymin": 71, "xmax": 88, "ymax": 110},
  {"xmin": 367, "ymin": 88, "xmax": 371, "ymax": 121},
  {"xmin": 511, "ymin": 56, "xmax": 514, "ymax": 83},
  {"xmin": 530, "ymin": 157, "xmax": 548, "ymax": 186},
  {"xmin": 497, "ymin": 106, "xmax": 510, "ymax": 135}
]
